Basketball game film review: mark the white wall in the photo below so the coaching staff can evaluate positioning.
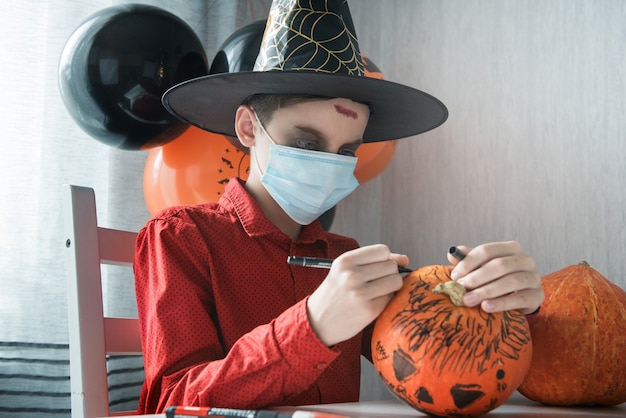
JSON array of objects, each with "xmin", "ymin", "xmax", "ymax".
[
  {"xmin": 341, "ymin": 0, "xmax": 625, "ymax": 288},
  {"xmin": 342, "ymin": 0, "xmax": 626, "ymax": 400}
]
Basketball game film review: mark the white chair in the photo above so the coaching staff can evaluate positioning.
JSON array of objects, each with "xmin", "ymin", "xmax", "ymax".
[{"xmin": 63, "ymin": 184, "xmax": 142, "ymax": 417}]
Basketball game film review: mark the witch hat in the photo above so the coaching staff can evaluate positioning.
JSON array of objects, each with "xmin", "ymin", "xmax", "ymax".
[{"xmin": 162, "ymin": 0, "xmax": 447, "ymax": 142}]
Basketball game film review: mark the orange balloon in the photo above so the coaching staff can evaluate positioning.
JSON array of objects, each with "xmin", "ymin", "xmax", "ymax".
[
  {"xmin": 353, "ymin": 54, "xmax": 397, "ymax": 183},
  {"xmin": 143, "ymin": 126, "xmax": 249, "ymax": 215},
  {"xmin": 354, "ymin": 140, "xmax": 398, "ymax": 184},
  {"xmin": 362, "ymin": 54, "xmax": 384, "ymax": 80}
]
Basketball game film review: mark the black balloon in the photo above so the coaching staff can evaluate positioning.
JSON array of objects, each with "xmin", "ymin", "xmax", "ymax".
[
  {"xmin": 59, "ymin": 4, "xmax": 208, "ymax": 150},
  {"xmin": 209, "ymin": 20, "xmax": 267, "ymax": 152},
  {"xmin": 210, "ymin": 20, "xmax": 266, "ymax": 74}
]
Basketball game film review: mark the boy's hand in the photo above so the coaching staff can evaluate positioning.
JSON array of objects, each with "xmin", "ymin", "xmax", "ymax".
[
  {"xmin": 306, "ymin": 244, "xmax": 408, "ymax": 347},
  {"xmin": 447, "ymin": 241, "xmax": 543, "ymax": 315}
]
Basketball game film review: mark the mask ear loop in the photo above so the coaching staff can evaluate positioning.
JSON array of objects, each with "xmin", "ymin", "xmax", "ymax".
[
  {"xmin": 251, "ymin": 109, "xmax": 274, "ymax": 177},
  {"xmin": 252, "ymin": 110, "xmax": 277, "ymax": 145}
]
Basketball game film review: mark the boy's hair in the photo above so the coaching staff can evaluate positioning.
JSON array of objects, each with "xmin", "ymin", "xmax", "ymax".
[{"xmin": 242, "ymin": 94, "xmax": 331, "ymax": 125}]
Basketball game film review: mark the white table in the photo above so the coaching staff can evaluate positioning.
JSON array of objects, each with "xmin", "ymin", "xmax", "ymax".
[
  {"xmin": 112, "ymin": 391, "xmax": 626, "ymax": 417},
  {"xmin": 280, "ymin": 391, "xmax": 626, "ymax": 417}
]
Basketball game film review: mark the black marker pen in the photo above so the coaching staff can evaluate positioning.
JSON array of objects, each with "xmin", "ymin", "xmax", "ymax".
[
  {"xmin": 448, "ymin": 246, "xmax": 466, "ymax": 261},
  {"xmin": 287, "ymin": 256, "xmax": 413, "ymax": 274}
]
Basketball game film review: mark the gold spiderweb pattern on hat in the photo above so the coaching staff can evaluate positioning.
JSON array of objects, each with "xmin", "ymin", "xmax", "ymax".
[{"xmin": 254, "ymin": 0, "xmax": 365, "ymax": 76}]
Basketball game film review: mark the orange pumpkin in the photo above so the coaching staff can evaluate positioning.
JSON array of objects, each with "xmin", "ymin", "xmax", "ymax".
[
  {"xmin": 372, "ymin": 265, "xmax": 533, "ymax": 417},
  {"xmin": 518, "ymin": 261, "xmax": 626, "ymax": 406}
]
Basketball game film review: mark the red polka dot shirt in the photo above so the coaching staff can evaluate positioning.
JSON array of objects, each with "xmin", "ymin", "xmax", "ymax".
[{"xmin": 134, "ymin": 178, "xmax": 368, "ymax": 414}]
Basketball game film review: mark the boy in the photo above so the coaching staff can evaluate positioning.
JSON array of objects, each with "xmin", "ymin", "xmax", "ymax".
[{"xmin": 134, "ymin": 0, "xmax": 543, "ymax": 413}]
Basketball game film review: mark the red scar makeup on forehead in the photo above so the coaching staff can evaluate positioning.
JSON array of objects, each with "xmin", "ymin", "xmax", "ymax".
[{"xmin": 334, "ymin": 104, "xmax": 358, "ymax": 120}]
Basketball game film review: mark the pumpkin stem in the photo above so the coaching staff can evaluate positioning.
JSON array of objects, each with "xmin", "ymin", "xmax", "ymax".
[
  {"xmin": 433, "ymin": 281, "xmax": 466, "ymax": 306},
  {"xmin": 579, "ymin": 261, "xmax": 590, "ymax": 268}
]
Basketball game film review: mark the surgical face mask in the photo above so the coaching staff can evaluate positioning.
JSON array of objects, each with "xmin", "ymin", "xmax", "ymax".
[{"xmin": 253, "ymin": 111, "xmax": 359, "ymax": 225}]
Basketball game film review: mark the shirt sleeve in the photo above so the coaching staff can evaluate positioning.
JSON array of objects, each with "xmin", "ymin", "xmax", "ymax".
[{"xmin": 134, "ymin": 212, "xmax": 339, "ymax": 413}]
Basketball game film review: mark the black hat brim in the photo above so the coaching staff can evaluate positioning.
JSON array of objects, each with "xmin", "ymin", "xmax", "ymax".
[{"xmin": 162, "ymin": 71, "xmax": 448, "ymax": 143}]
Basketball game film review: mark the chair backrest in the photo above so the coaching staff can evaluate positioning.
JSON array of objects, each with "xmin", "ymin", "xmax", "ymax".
[{"xmin": 63, "ymin": 184, "xmax": 141, "ymax": 417}]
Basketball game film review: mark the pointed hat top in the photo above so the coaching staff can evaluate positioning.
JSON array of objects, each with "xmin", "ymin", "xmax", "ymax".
[{"xmin": 254, "ymin": 0, "xmax": 363, "ymax": 75}]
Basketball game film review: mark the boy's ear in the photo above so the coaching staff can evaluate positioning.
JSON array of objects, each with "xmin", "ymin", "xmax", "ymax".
[{"xmin": 234, "ymin": 105, "xmax": 257, "ymax": 147}]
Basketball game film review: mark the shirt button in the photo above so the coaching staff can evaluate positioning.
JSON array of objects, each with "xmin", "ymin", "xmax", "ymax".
[{"xmin": 316, "ymin": 362, "xmax": 327, "ymax": 370}]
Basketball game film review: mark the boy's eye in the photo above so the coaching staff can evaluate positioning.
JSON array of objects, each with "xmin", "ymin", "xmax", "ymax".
[
  {"xmin": 338, "ymin": 148, "xmax": 357, "ymax": 157},
  {"xmin": 292, "ymin": 139, "xmax": 358, "ymax": 157},
  {"xmin": 293, "ymin": 139, "xmax": 320, "ymax": 151}
]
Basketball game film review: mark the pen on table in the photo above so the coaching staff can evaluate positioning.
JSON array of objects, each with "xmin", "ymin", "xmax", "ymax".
[
  {"xmin": 448, "ymin": 246, "xmax": 466, "ymax": 261},
  {"xmin": 166, "ymin": 405, "xmax": 348, "ymax": 418},
  {"xmin": 287, "ymin": 256, "xmax": 413, "ymax": 274}
]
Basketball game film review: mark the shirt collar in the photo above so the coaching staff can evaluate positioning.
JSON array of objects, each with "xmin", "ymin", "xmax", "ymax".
[{"xmin": 221, "ymin": 178, "xmax": 327, "ymax": 244}]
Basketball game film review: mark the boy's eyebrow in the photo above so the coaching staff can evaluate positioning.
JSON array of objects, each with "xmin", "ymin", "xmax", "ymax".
[{"xmin": 292, "ymin": 125, "xmax": 363, "ymax": 147}]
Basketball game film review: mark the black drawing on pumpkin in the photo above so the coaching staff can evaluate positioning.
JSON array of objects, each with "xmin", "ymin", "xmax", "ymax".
[
  {"xmin": 390, "ymin": 267, "xmax": 531, "ymax": 378},
  {"xmin": 415, "ymin": 386, "xmax": 434, "ymax": 404},
  {"xmin": 488, "ymin": 397, "xmax": 499, "ymax": 411},
  {"xmin": 375, "ymin": 340, "xmax": 389, "ymax": 361},
  {"xmin": 393, "ymin": 347, "xmax": 417, "ymax": 382},
  {"xmin": 395, "ymin": 384, "xmax": 408, "ymax": 398},
  {"xmin": 450, "ymin": 383, "xmax": 485, "ymax": 409}
]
